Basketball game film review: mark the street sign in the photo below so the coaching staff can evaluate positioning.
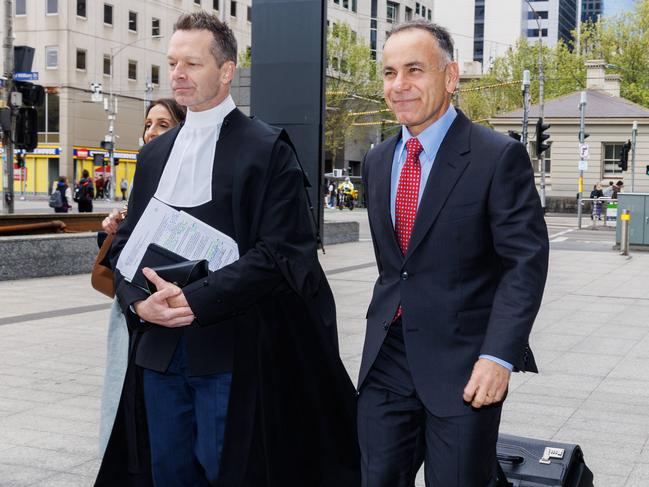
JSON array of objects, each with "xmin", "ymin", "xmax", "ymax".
[
  {"xmin": 14, "ymin": 72, "xmax": 39, "ymax": 81},
  {"xmin": 13, "ymin": 165, "xmax": 26, "ymax": 181},
  {"xmin": 579, "ymin": 143, "xmax": 589, "ymax": 159},
  {"xmin": 579, "ymin": 159, "xmax": 588, "ymax": 171}
]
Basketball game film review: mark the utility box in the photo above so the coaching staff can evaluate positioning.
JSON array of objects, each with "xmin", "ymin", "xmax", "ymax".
[{"xmin": 616, "ymin": 193, "xmax": 649, "ymax": 245}]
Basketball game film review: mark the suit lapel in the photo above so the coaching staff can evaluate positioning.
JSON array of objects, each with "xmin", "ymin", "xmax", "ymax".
[
  {"xmin": 404, "ymin": 111, "xmax": 472, "ymax": 263},
  {"xmin": 373, "ymin": 133, "xmax": 402, "ymax": 258}
]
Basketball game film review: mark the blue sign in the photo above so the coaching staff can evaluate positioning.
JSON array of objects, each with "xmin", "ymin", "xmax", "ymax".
[{"xmin": 14, "ymin": 72, "xmax": 39, "ymax": 81}]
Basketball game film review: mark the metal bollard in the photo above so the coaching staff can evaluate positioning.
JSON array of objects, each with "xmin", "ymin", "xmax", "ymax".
[{"xmin": 620, "ymin": 209, "xmax": 631, "ymax": 256}]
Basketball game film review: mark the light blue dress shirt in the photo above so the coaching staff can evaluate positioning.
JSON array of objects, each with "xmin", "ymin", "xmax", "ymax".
[{"xmin": 390, "ymin": 104, "xmax": 513, "ymax": 372}]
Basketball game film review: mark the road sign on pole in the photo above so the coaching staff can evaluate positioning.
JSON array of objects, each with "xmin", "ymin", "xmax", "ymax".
[
  {"xmin": 579, "ymin": 143, "xmax": 589, "ymax": 160},
  {"xmin": 14, "ymin": 72, "xmax": 38, "ymax": 81}
]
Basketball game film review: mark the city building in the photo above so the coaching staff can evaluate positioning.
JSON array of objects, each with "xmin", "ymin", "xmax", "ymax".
[
  {"xmin": 490, "ymin": 60, "xmax": 649, "ymax": 201},
  {"xmin": 524, "ymin": 0, "xmax": 578, "ymax": 48},
  {"xmin": 581, "ymin": 0, "xmax": 603, "ymax": 22}
]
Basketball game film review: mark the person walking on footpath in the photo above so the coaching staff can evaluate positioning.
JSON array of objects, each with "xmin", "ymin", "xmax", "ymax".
[
  {"xmin": 358, "ymin": 20, "xmax": 549, "ymax": 486},
  {"xmin": 96, "ymin": 11, "xmax": 359, "ymax": 487},
  {"xmin": 49, "ymin": 176, "xmax": 72, "ymax": 213},
  {"xmin": 75, "ymin": 169, "xmax": 94, "ymax": 212},
  {"xmin": 120, "ymin": 177, "xmax": 128, "ymax": 201}
]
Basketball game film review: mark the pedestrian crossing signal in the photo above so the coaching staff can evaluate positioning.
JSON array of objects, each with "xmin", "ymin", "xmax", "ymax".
[{"xmin": 646, "ymin": 165, "xmax": 649, "ymax": 176}]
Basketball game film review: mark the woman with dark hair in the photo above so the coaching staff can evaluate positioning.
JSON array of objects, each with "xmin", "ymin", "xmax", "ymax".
[
  {"xmin": 53, "ymin": 176, "xmax": 72, "ymax": 213},
  {"xmin": 76, "ymin": 169, "xmax": 94, "ymax": 212},
  {"xmin": 97, "ymin": 98, "xmax": 186, "ymax": 456}
]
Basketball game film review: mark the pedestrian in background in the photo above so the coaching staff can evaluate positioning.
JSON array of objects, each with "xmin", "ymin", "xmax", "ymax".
[
  {"xmin": 75, "ymin": 169, "xmax": 94, "ymax": 212},
  {"xmin": 590, "ymin": 183, "xmax": 604, "ymax": 221},
  {"xmin": 51, "ymin": 176, "xmax": 72, "ymax": 213},
  {"xmin": 97, "ymin": 97, "xmax": 186, "ymax": 457},
  {"xmin": 120, "ymin": 177, "xmax": 128, "ymax": 201}
]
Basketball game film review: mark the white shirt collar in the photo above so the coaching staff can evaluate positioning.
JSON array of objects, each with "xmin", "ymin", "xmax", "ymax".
[{"xmin": 184, "ymin": 95, "xmax": 236, "ymax": 129}]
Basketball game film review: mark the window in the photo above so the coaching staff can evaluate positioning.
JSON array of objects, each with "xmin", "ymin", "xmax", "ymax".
[
  {"xmin": 427, "ymin": 10, "xmax": 431, "ymax": 20},
  {"xmin": 103, "ymin": 55, "xmax": 111, "ymax": 76},
  {"xmin": 152, "ymin": 18, "xmax": 160, "ymax": 37},
  {"xmin": 405, "ymin": 6, "xmax": 412, "ymax": 21},
  {"xmin": 351, "ymin": 0, "xmax": 356, "ymax": 12},
  {"xmin": 45, "ymin": 46, "xmax": 58, "ymax": 68},
  {"xmin": 415, "ymin": 3, "xmax": 420, "ymax": 15},
  {"xmin": 128, "ymin": 60, "xmax": 137, "ymax": 80},
  {"xmin": 230, "ymin": 0, "xmax": 236, "ymax": 16},
  {"xmin": 387, "ymin": 1, "xmax": 398, "ymax": 23},
  {"xmin": 247, "ymin": 5, "xmax": 251, "ymax": 22},
  {"xmin": 334, "ymin": 0, "xmax": 339, "ymax": 4},
  {"xmin": 529, "ymin": 142, "xmax": 551, "ymax": 173},
  {"xmin": 603, "ymin": 143, "xmax": 624, "ymax": 175},
  {"xmin": 77, "ymin": 0, "xmax": 86, "ymax": 17},
  {"xmin": 129, "ymin": 11, "xmax": 138, "ymax": 32},
  {"xmin": 76, "ymin": 49, "xmax": 86, "ymax": 70},
  {"xmin": 104, "ymin": 4, "xmax": 113, "ymax": 25},
  {"xmin": 195, "ymin": 0, "xmax": 201, "ymax": 4},
  {"xmin": 151, "ymin": 65, "xmax": 160, "ymax": 85},
  {"xmin": 527, "ymin": 28, "xmax": 548, "ymax": 37},
  {"xmin": 343, "ymin": 0, "xmax": 349, "ymax": 8},
  {"xmin": 422, "ymin": 5, "xmax": 426, "ymax": 16},
  {"xmin": 528, "ymin": 10, "xmax": 548, "ymax": 19},
  {"xmin": 213, "ymin": 0, "xmax": 219, "ymax": 10},
  {"xmin": 47, "ymin": 0, "xmax": 57, "ymax": 14},
  {"xmin": 15, "ymin": 0, "xmax": 26, "ymax": 15}
]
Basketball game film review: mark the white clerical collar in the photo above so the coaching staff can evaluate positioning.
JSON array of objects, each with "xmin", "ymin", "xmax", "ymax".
[{"xmin": 184, "ymin": 95, "xmax": 236, "ymax": 129}]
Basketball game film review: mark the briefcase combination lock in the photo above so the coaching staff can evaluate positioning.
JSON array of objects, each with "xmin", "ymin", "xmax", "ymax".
[{"xmin": 539, "ymin": 446, "xmax": 565, "ymax": 465}]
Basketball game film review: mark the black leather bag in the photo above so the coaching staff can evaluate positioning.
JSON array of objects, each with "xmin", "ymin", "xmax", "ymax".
[
  {"xmin": 145, "ymin": 259, "xmax": 209, "ymax": 294},
  {"xmin": 496, "ymin": 433, "xmax": 594, "ymax": 487},
  {"xmin": 130, "ymin": 243, "xmax": 209, "ymax": 293}
]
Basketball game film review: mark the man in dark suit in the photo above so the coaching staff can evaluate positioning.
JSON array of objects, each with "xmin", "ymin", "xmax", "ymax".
[
  {"xmin": 97, "ymin": 11, "xmax": 359, "ymax": 487},
  {"xmin": 358, "ymin": 20, "xmax": 549, "ymax": 486}
]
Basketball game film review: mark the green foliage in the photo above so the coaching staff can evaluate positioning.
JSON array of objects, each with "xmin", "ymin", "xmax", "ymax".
[
  {"xmin": 325, "ymin": 23, "xmax": 384, "ymax": 166},
  {"xmin": 459, "ymin": 38, "xmax": 585, "ymax": 123}
]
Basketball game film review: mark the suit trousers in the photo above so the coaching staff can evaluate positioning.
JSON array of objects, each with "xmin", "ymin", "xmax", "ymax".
[
  {"xmin": 142, "ymin": 336, "xmax": 232, "ymax": 487},
  {"xmin": 357, "ymin": 321, "xmax": 502, "ymax": 487}
]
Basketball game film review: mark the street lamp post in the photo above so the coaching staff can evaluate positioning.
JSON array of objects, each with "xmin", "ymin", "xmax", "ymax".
[
  {"xmin": 525, "ymin": 0, "xmax": 547, "ymax": 209},
  {"xmin": 102, "ymin": 37, "xmax": 161, "ymax": 200}
]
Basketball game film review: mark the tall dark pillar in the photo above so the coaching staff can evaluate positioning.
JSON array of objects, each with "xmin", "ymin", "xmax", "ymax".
[{"xmin": 251, "ymin": 0, "xmax": 326, "ymax": 236}]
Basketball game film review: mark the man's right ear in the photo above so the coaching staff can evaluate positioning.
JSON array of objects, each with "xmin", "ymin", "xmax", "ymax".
[{"xmin": 221, "ymin": 61, "xmax": 236, "ymax": 84}]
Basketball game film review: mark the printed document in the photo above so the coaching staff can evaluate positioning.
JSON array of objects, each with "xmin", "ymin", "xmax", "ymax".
[{"xmin": 116, "ymin": 198, "xmax": 239, "ymax": 282}]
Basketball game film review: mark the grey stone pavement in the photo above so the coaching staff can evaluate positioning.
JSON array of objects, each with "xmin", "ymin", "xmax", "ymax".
[{"xmin": 1, "ymin": 208, "xmax": 649, "ymax": 486}]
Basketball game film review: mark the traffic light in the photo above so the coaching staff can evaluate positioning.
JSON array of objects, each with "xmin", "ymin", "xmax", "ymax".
[
  {"xmin": 14, "ymin": 81, "xmax": 45, "ymax": 107},
  {"xmin": 100, "ymin": 140, "xmax": 114, "ymax": 151},
  {"xmin": 618, "ymin": 140, "xmax": 631, "ymax": 171},
  {"xmin": 535, "ymin": 118, "xmax": 551, "ymax": 157},
  {"xmin": 507, "ymin": 130, "xmax": 521, "ymax": 141},
  {"xmin": 14, "ymin": 107, "xmax": 38, "ymax": 151},
  {"xmin": 645, "ymin": 165, "xmax": 649, "ymax": 176},
  {"xmin": 16, "ymin": 155, "xmax": 25, "ymax": 168},
  {"xmin": 93, "ymin": 152, "xmax": 105, "ymax": 166}
]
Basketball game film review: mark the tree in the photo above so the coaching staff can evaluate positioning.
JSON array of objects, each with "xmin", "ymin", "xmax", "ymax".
[
  {"xmin": 325, "ymin": 23, "xmax": 384, "ymax": 169},
  {"xmin": 459, "ymin": 38, "xmax": 585, "ymax": 124}
]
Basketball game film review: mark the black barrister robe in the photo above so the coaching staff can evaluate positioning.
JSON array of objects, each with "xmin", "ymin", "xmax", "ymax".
[{"xmin": 95, "ymin": 109, "xmax": 360, "ymax": 486}]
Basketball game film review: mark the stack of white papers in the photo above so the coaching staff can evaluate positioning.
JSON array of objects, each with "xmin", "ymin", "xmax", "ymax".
[{"xmin": 116, "ymin": 198, "xmax": 239, "ymax": 282}]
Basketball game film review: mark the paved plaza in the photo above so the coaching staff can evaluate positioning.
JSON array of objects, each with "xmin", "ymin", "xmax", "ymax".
[{"xmin": 0, "ymin": 209, "xmax": 648, "ymax": 486}]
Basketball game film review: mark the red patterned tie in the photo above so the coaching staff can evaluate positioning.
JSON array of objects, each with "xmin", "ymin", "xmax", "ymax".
[
  {"xmin": 393, "ymin": 137, "xmax": 423, "ymax": 322},
  {"xmin": 395, "ymin": 137, "xmax": 423, "ymax": 254}
]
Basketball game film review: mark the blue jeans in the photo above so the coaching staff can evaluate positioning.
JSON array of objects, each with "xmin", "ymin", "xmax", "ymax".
[{"xmin": 142, "ymin": 337, "xmax": 232, "ymax": 486}]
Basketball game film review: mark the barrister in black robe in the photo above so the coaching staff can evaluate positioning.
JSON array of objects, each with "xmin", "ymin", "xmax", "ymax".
[{"xmin": 95, "ymin": 13, "xmax": 359, "ymax": 487}]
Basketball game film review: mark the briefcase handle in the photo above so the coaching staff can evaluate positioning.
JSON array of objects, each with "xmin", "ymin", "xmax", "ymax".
[{"xmin": 497, "ymin": 454, "xmax": 525, "ymax": 465}]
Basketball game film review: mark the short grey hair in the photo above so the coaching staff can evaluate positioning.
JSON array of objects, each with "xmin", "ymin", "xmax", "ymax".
[
  {"xmin": 173, "ymin": 11, "xmax": 237, "ymax": 67},
  {"xmin": 386, "ymin": 20, "xmax": 454, "ymax": 67}
]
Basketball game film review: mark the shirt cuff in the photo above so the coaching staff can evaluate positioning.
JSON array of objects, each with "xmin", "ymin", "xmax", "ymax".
[
  {"xmin": 129, "ymin": 304, "xmax": 146, "ymax": 324},
  {"xmin": 479, "ymin": 354, "xmax": 513, "ymax": 371}
]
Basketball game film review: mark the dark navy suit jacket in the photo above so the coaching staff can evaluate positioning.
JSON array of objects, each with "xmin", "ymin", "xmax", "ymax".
[{"xmin": 359, "ymin": 110, "xmax": 549, "ymax": 417}]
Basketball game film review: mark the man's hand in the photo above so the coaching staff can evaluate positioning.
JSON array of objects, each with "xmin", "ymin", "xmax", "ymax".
[
  {"xmin": 143, "ymin": 268, "xmax": 190, "ymax": 309},
  {"xmin": 133, "ymin": 268, "xmax": 194, "ymax": 328},
  {"xmin": 463, "ymin": 358, "xmax": 511, "ymax": 408}
]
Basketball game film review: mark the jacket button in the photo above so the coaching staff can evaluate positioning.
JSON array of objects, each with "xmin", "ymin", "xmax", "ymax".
[
  {"xmin": 383, "ymin": 321, "xmax": 389, "ymax": 331},
  {"xmin": 401, "ymin": 271, "xmax": 409, "ymax": 280},
  {"xmin": 202, "ymin": 280, "xmax": 209, "ymax": 287},
  {"xmin": 216, "ymin": 299, "xmax": 223, "ymax": 304}
]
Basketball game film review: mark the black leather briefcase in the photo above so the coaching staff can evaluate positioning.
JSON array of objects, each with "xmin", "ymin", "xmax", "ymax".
[{"xmin": 496, "ymin": 433, "xmax": 594, "ymax": 487}]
